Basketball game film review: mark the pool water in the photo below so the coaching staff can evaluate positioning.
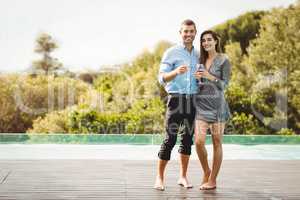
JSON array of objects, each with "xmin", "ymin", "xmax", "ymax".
[{"xmin": 0, "ymin": 144, "xmax": 299, "ymax": 160}]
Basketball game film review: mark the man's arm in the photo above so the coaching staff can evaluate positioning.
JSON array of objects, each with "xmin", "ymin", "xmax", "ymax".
[
  {"xmin": 158, "ymin": 47, "xmax": 188, "ymax": 85},
  {"xmin": 160, "ymin": 65, "xmax": 188, "ymax": 83}
]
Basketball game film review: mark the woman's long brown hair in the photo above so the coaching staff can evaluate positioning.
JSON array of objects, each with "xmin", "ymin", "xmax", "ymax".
[{"xmin": 200, "ymin": 30, "xmax": 222, "ymax": 65}]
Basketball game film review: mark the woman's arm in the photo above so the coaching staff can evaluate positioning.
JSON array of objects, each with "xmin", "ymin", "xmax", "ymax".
[{"xmin": 212, "ymin": 59, "xmax": 231, "ymax": 90}]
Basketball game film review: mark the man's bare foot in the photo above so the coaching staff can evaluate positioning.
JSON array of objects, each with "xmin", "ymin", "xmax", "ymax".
[
  {"xmin": 201, "ymin": 169, "xmax": 211, "ymax": 185},
  {"xmin": 154, "ymin": 176, "xmax": 165, "ymax": 191},
  {"xmin": 199, "ymin": 180, "xmax": 217, "ymax": 190},
  {"xmin": 177, "ymin": 177, "xmax": 193, "ymax": 189}
]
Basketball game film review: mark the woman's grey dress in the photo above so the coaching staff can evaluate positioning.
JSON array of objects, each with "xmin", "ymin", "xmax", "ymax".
[{"xmin": 195, "ymin": 54, "xmax": 231, "ymax": 123}]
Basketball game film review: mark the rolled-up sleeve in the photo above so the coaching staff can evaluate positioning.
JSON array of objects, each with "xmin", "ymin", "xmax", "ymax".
[
  {"xmin": 158, "ymin": 49, "xmax": 174, "ymax": 86},
  {"xmin": 214, "ymin": 59, "xmax": 231, "ymax": 90}
]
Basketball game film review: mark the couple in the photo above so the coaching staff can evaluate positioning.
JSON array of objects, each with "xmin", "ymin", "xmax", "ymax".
[{"xmin": 154, "ymin": 19, "xmax": 231, "ymax": 191}]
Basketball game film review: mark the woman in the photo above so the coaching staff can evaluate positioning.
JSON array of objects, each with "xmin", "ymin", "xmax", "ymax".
[{"xmin": 194, "ymin": 30, "xmax": 231, "ymax": 190}]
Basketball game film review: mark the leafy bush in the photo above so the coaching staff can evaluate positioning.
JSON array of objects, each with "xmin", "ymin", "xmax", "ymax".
[
  {"xmin": 28, "ymin": 109, "xmax": 70, "ymax": 133},
  {"xmin": 0, "ymin": 75, "xmax": 91, "ymax": 132},
  {"xmin": 276, "ymin": 128, "xmax": 296, "ymax": 135},
  {"xmin": 69, "ymin": 108, "xmax": 127, "ymax": 134},
  {"xmin": 69, "ymin": 97, "xmax": 164, "ymax": 134},
  {"xmin": 125, "ymin": 97, "xmax": 165, "ymax": 134},
  {"xmin": 226, "ymin": 112, "xmax": 267, "ymax": 135}
]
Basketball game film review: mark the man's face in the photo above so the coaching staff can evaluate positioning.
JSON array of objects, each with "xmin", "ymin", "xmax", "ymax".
[{"xmin": 180, "ymin": 25, "xmax": 196, "ymax": 44}]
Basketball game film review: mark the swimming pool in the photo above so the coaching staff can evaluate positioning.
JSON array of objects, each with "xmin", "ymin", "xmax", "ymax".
[
  {"xmin": 0, "ymin": 134, "xmax": 299, "ymax": 160},
  {"xmin": 1, "ymin": 134, "xmax": 300, "ymax": 145},
  {"xmin": 0, "ymin": 144, "xmax": 299, "ymax": 160}
]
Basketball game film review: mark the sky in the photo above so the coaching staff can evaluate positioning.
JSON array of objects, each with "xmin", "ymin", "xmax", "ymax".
[{"xmin": 0, "ymin": 0, "xmax": 296, "ymax": 73}]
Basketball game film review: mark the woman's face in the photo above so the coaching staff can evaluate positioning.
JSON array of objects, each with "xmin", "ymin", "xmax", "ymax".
[{"xmin": 201, "ymin": 33, "xmax": 217, "ymax": 52}]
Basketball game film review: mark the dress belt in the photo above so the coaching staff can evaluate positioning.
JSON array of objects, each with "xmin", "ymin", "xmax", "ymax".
[{"xmin": 168, "ymin": 93, "xmax": 195, "ymax": 98}]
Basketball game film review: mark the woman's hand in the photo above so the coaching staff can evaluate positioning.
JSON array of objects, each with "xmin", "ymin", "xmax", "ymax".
[
  {"xmin": 194, "ymin": 71, "xmax": 202, "ymax": 80},
  {"xmin": 194, "ymin": 69, "xmax": 216, "ymax": 81}
]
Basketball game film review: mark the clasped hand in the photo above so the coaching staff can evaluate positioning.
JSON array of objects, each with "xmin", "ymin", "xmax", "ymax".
[{"xmin": 194, "ymin": 69, "xmax": 210, "ymax": 80}]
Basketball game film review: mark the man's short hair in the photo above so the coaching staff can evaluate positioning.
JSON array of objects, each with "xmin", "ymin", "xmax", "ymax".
[{"xmin": 181, "ymin": 19, "xmax": 196, "ymax": 30}]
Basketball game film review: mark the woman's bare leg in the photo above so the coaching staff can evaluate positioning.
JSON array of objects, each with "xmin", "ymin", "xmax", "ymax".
[
  {"xmin": 195, "ymin": 120, "xmax": 211, "ymax": 186},
  {"xmin": 201, "ymin": 122, "xmax": 224, "ymax": 189}
]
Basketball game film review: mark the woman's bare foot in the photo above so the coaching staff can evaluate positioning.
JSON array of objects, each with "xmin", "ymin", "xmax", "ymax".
[
  {"xmin": 199, "ymin": 180, "xmax": 217, "ymax": 190},
  {"xmin": 154, "ymin": 176, "xmax": 165, "ymax": 191},
  {"xmin": 201, "ymin": 169, "xmax": 211, "ymax": 185},
  {"xmin": 177, "ymin": 177, "xmax": 193, "ymax": 189}
]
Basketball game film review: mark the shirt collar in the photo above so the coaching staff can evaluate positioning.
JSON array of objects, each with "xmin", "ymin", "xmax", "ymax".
[{"xmin": 179, "ymin": 42, "xmax": 194, "ymax": 52}]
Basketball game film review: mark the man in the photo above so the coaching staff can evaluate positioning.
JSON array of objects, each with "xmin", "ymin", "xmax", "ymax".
[{"xmin": 154, "ymin": 19, "xmax": 199, "ymax": 191}]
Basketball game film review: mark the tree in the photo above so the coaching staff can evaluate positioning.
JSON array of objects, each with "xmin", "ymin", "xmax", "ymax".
[
  {"xmin": 32, "ymin": 33, "xmax": 62, "ymax": 75},
  {"xmin": 243, "ymin": 4, "xmax": 300, "ymax": 133},
  {"xmin": 225, "ymin": 42, "xmax": 254, "ymax": 89},
  {"xmin": 213, "ymin": 11, "xmax": 266, "ymax": 55}
]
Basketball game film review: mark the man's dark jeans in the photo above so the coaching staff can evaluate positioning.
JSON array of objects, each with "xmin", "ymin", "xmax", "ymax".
[{"xmin": 158, "ymin": 94, "xmax": 196, "ymax": 161}]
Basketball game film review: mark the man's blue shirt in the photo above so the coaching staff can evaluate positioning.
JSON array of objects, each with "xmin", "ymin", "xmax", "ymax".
[{"xmin": 158, "ymin": 44, "xmax": 199, "ymax": 94}]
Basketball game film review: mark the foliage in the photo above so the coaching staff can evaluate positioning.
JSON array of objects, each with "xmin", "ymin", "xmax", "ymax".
[
  {"xmin": 276, "ymin": 128, "xmax": 296, "ymax": 135},
  {"xmin": 93, "ymin": 41, "xmax": 172, "ymax": 113},
  {"xmin": 65, "ymin": 97, "xmax": 165, "ymax": 134},
  {"xmin": 213, "ymin": 11, "xmax": 266, "ymax": 54},
  {"xmin": 28, "ymin": 109, "xmax": 71, "ymax": 133},
  {"xmin": 242, "ymin": 4, "xmax": 300, "ymax": 133},
  {"xmin": 226, "ymin": 112, "xmax": 264, "ymax": 135},
  {"xmin": 4, "ymin": 4, "xmax": 300, "ymax": 135},
  {"xmin": 0, "ymin": 75, "xmax": 91, "ymax": 132}
]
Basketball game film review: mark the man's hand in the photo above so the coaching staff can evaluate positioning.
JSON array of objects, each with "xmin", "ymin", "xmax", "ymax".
[
  {"xmin": 175, "ymin": 65, "xmax": 189, "ymax": 75},
  {"xmin": 161, "ymin": 65, "xmax": 189, "ymax": 83}
]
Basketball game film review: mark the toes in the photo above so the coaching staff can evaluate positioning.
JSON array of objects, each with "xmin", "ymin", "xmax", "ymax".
[
  {"xmin": 154, "ymin": 186, "xmax": 165, "ymax": 191},
  {"xmin": 154, "ymin": 179, "xmax": 165, "ymax": 191},
  {"xmin": 177, "ymin": 179, "xmax": 193, "ymax": 188},
  {"xmin": 199, "ymin": 183, "xmax": 217, "ymax": 190}
]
